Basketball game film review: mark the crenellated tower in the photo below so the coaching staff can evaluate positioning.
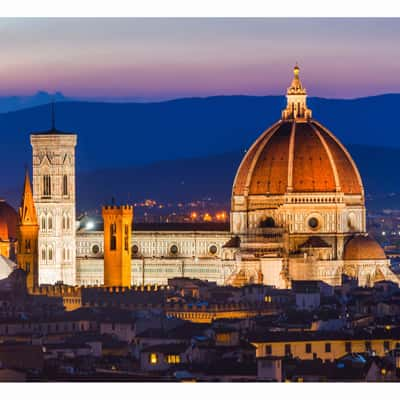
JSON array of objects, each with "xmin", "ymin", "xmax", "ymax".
[
  {"xmin": 102, "ymin": 204, "xmax": 133, "ymax": 287},
  {"xmin": 17, "ymin": 168, "xmax": 39, "ymax": 292}
]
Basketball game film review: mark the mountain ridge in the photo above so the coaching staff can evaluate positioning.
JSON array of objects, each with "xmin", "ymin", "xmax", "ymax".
[
  {"xmin": 1, "ymin": 144, "xmax": 399, "ymax": 213},
  {"xmin": 1, "ymin": 94, "xmax": 400, "ymax": 211}
]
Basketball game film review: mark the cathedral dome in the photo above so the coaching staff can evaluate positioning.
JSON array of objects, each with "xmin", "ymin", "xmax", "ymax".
[
  {"xmin": 0, "ymin": 200, "xmax": 18, "ymax": 241},
  {"xmin": 232, "ymin": 66, "xmax": 364, "ymax": 198},
  {"xmin": 343, "ymin": 235, "xmax": 386, "ymax": 261}
]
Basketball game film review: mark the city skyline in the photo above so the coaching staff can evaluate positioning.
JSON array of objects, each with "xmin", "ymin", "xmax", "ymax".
[
  {"xmin": 0, "ymin": 18, "xmax": 400, "ymax": 100},
  {"xmin": 1, "ymin": 12, "xmax": 400, "ymax": 385}
]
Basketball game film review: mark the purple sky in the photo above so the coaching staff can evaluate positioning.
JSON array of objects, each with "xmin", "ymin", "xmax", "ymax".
[{"xmin": 0, "ymin": 18, "xmax": 399, "ymax": 100}]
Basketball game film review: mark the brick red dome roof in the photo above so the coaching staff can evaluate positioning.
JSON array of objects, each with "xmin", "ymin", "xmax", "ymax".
[
  {"xmin": 233, "ymin": 120, "xmax": 363, "ymax": 196},
  {"xmin": 343, "ymin": 235, "xmax": 386, "ymax": 261},
  {"xmin": 0, "ymin": 200, "xmax": 18, "ymax": 241}
]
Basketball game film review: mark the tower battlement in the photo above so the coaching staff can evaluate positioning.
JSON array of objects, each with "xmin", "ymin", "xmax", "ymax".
[{"xmin": 102, "ymin": 205, "xmax": 134, "ymax": 213}]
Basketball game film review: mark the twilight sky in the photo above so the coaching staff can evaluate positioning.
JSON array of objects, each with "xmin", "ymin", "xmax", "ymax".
[{"xmin": 0, "ymin": 18, "xmax": 399, "ymax": 100}]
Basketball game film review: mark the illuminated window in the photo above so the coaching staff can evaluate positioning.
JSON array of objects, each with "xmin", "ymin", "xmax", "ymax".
[
  {"xmin": 216, "ymin": 333, "xmax": 231, "ymax": 343},
  {"xmin": 166, "ymin": 354, "xmax": 180, "ymax": 364},
  {"xmin": 149, "ymin": 353, "xmax": 158, "ymax": 364}
]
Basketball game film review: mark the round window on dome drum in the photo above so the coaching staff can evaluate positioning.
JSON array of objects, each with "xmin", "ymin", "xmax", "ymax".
[
  {"xmin": 92, "ymin": 244, "xmax": 100, "ymax": 255},
  {"xmin": 260, "ymin": 217, "xmax": 275, "ymax": 228},
  {"xmin": 170, "ymin": 245, "xmax": 178, "ymax": 255},
  {"xmin": 308, "ymin": 217, "xmax": 319, "ymax": 229},
  {"xmin": 209, "ymin": 245, "xmax": 218, "ymax": 255}
]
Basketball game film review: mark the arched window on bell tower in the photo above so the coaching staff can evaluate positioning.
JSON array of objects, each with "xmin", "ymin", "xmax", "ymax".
[
  {"xmin": 41, "ymin": 247, "xmax": 46, "ymax": 262},
  {"xmin": 63, "ymin": 175, "xmax": 68, "ymax": 196},
  {"xmin": 43, "ymin": 175, "xmax": 51, "ymax": 197},
  {"xmin": 41, "ymin": 215, "xmax": 46, "ymax": 231},
  {"xmin": 48, "ymin": 214, "xmax": 53, "ymax": 231},
  {"xmin": 110, "ymin": 223, "xmax": 117, "ymax": 250}
]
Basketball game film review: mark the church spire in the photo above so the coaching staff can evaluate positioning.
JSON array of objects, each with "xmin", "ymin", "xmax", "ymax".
[
  {"xmin": 282, "ymin": 64, "xmax": 312, "ymax": 121},
  {"xmin": 17, "ymin": 167, "xmax": 39, "ymax": 292},
  {"xmin": 19, "ymin": 167, "xmax": 38, "ymax": 226}
]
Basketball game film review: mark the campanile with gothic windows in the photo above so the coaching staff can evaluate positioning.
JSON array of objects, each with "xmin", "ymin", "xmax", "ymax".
[{"xmin": 30, "ymin": 109, "xmax": 77, "ymax": 285}]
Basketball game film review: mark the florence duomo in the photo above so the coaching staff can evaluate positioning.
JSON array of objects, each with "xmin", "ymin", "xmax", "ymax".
[
  {"xmin": 0, "ymin": 65, "xmax": 397, "ymax": 291},
  {"xmin": 3, "ymin": 16, "xmax": 400, "ymax": 385}
]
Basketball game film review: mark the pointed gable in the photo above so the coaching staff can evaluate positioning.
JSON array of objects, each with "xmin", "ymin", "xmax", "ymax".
[{"xmin": 18, "ymin": 169, "xmax": 38, "ymax": 226}]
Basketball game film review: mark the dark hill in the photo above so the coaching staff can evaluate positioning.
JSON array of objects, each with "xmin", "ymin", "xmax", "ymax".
[
  {"xmin": 3, "ymin": 144, "xmax": 397, "ymax": 213},
  {"xmin": 1, "ymin": 95, "xmax": 400, "ymax": 210}
]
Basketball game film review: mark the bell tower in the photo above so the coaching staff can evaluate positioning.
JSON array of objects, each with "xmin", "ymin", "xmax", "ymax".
[
  {"xmin": 102, "ymin": 204, "xmax": 133, "ymax": 287},
  {"xmin": 17, "ymin": 168, "xmax": 39, "ymax": 292},
  {"xmin": 30, "ymin": 103, "xmax": 77, "ymax": 285}
]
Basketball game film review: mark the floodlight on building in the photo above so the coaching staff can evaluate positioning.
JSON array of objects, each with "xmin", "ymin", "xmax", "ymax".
[{"xmin": 86, "ymin": 221, "xmax": 95, "ymax": 230}]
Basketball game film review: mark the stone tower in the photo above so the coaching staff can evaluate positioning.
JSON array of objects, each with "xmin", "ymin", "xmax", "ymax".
[
  {"xmin": 17, "ymin": 169, "xmax": 39, "ymax": 292},
  {"xmin": 30, "ymin": 106, "xmax": 77, "ymax": 285},
  {"xmin": 102, "ymin": 204, "xmax": 133, "ymax": 287}
]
